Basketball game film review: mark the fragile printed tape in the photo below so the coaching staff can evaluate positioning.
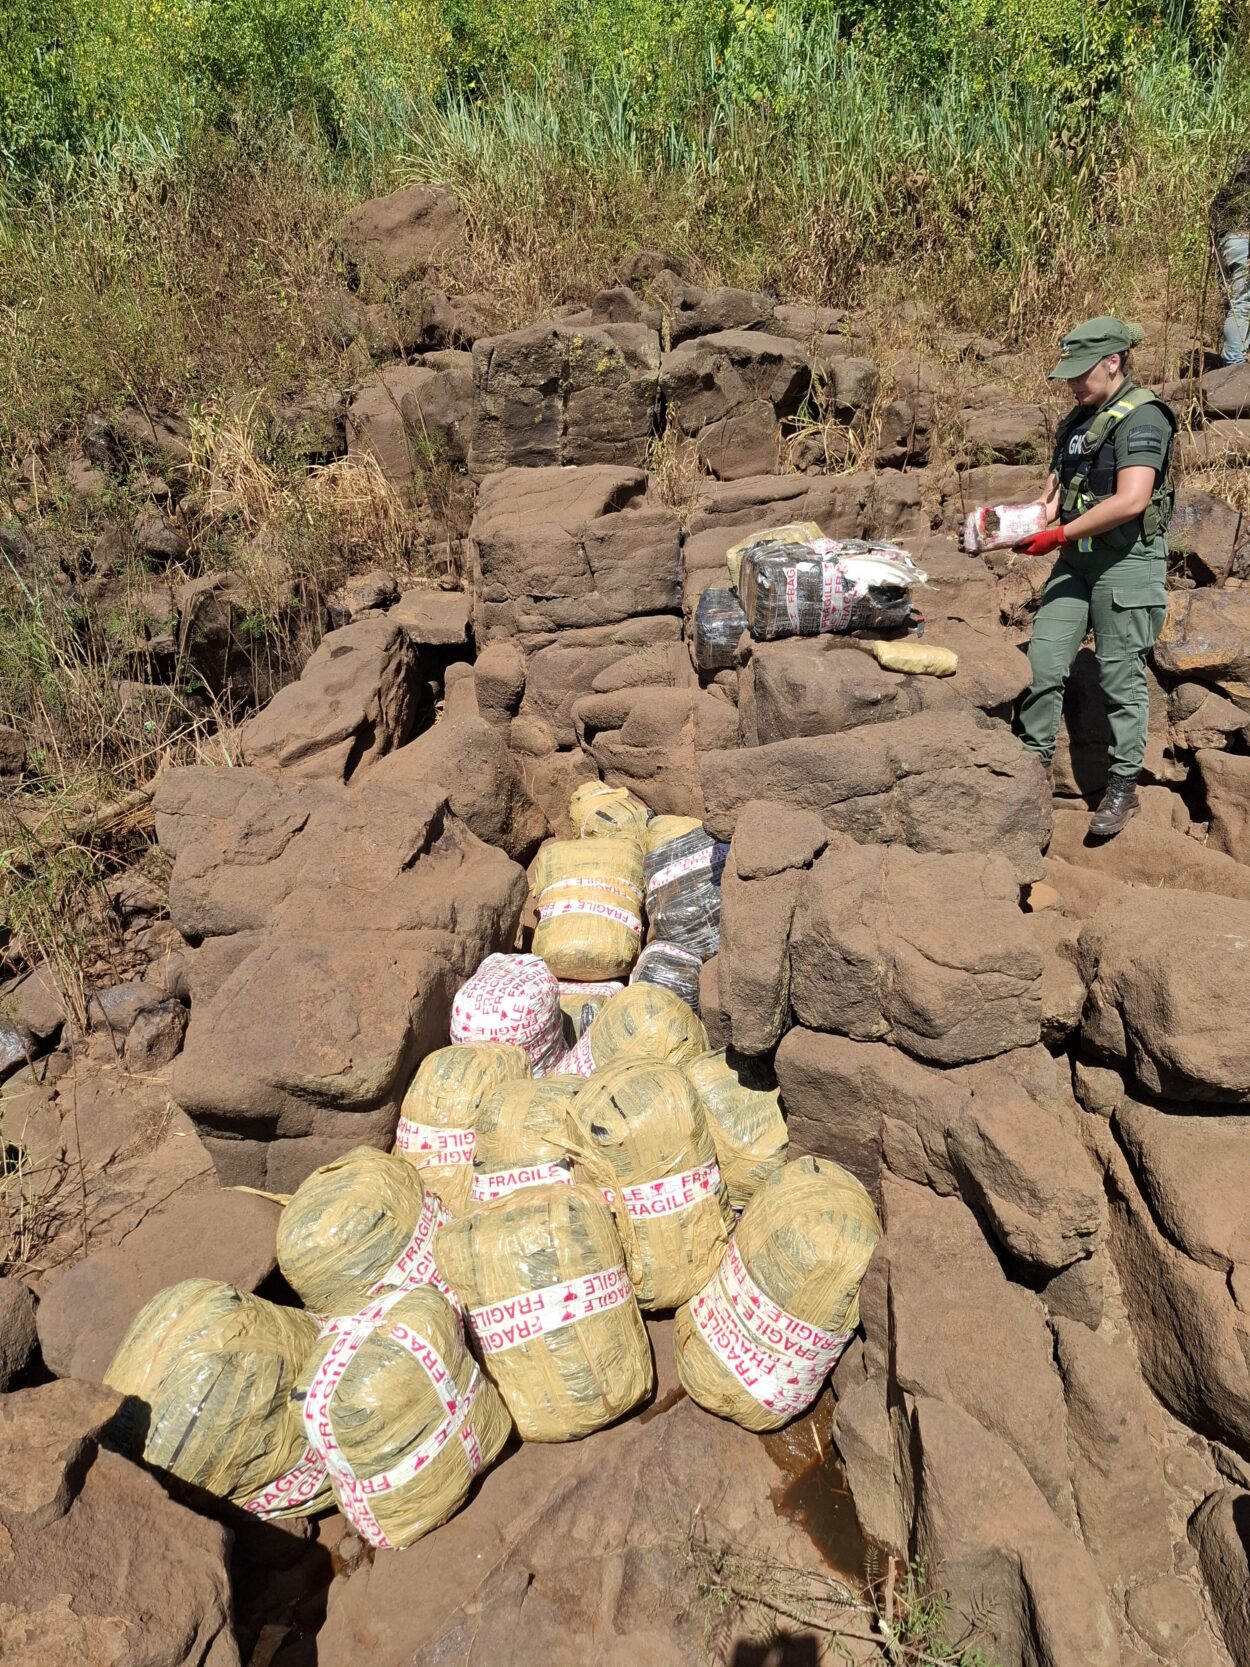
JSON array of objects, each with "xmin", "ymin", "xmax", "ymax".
[
  {"xmin": 616, "ymin": 1160, "xmax": 721, "ymax": 1222},
  {"xmin": 469, "ymin": 1160, "xmax": 574, "ymax": 1204},
  {"xmin": 689, "ymin": 1240, "xmax": 852, "ymax": 1417},
  {"xmin": 243, "ymin": 1444, "xmax": 328, "ymax": 1519},
  {"xmin": 466, "ymin": 1264, "xmax": 632, "ymax": 1355},
  {"xmin": 394, "ymin": 1121, "xmax": 476, "ymax": 1167}
]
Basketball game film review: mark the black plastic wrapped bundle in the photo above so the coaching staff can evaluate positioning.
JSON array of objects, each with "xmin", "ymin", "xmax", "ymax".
[
  {"xmin": 644, "ymin": 829, "xmax": 729, "ymax": 960},
  {"xmin": 693, "ymin": 587, "xmax": 748, "ymax": 672},
  {"xmin": 738, "ymin": 539, "xmax": 918, "ymax": 641},
  {"xmin": 629, "ymin": 942, "xmax": 703, "ymax": 1012}
]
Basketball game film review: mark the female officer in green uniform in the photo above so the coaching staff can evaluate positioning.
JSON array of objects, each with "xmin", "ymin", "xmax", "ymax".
[{"xmin": 1011, "ymin": 317, "xmax": 1176, "ymax": 838}]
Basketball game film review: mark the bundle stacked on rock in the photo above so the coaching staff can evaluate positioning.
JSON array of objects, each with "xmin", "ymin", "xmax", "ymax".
[
  {"xmin": 694, "ymin": 586, "xmax": 749, "ymax": 672},
  {"xmin": 569, "ymin": 781, "xmax": 651, "ymax": 844},
  {"xmin": 644, "ymin": 826, "xmax": 728, "ymax": 959},
  {"xmin": 277, "ymin": 1147, "xmax": 453, "ymax": 1317},
  {"xmin": 531, "ymin": 837, "xmax": 644, "ymax": 981},
  {"xmin": 629, "ymin": 941, "xmax": 703, "ymax": 1011},
  {"xmin": 449, "ymin": 953, "xmax": 565, "ymax": 1076},
  {"xmin": 396, "ymin": 1042, "xmax": 531, "ymax": 1213},
  {"xmin": 558, "ymin": 978, "xmax": 624, "ymax": 1042},
  {"xmin": 674, "ymin": 1157, "xmax": 881, "ymax": 1432},
  {"xmin": 436, "ymin": 1183, "xmax": 654, "ymax": 1441},
  {"xmin": 685, "ymin": 1050, "xmax": 789, "ymax": 1211},
  {"xmin": 570, "ymin": 1060, "xmax": 732, "ymax": 1309},
  {"xmin": 739, "ymin": 537, "xmax": 924, "ymax": 640},
  {"xmin": 558, "ymin": 983, "xmax": 709, "ymax": 1076},
  {"xmin": 293, "ymin": 1285, "xmax": 510, "ymax": 1549},
  {"xmin": 106, "ymin": 1279, "xmax": 329, "ymax": 1517},
  {"xmin": 725, "ymin": 522, "xmax": 823, "ymax": 590},
  {"xmin": 872, "ymin": 639, "xmax": 957, "ymax": 677},
  {"xmin": 961, "ymin": 501, "xmax": 1047, "ymax": 553},
  {"xmin": 470, "ymin": 1077, "xmax": 582, "ymax": 1204}
]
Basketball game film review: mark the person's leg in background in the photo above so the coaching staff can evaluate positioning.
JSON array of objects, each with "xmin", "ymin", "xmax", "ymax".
[
  {"xmin": 1017, "ymin": 563, "xmax": 1093, "ymax": 771},
  {"xmin": 1219, "ymin": 233, "xmax": 1250, "ymax": 366}
]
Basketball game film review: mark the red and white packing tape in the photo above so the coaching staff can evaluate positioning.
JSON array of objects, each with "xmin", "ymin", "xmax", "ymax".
[{"xmin": 466, "ymin": 1264, "xmax": 632, "ymax": 1355}]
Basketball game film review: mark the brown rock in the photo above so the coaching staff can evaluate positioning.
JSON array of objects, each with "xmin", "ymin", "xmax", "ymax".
[
  {"xmin": 1049, "ymin": 805, "xmax": 1250, "ymax": 902},
  {"xmin": 1094, "ymin": 1121, "xmax": 1250, "ymax": 1453},
  {"xmin": 730, "ymin": 799, "xmax": 829, "ymax": 880},
  {"xmin": 572, "ymin": 684, "xmax": 738, "ymax": 817},
  {"xmin": 1190, "ymin": 1488, "xmax": 1250, "ymax": 1664},
  {"xmin": 472, "ymin": 639, "xmax": 526, "ymax": 731},
  {"xmin": 885, "ymin": 1177, "xmax": 1073, "ymax": 1519},
  {"xmin": 338, "ymin": 184, "xmax": 464, "ymax": 283},
  {"xmin": 1169, "ymin": 682, "xmax": 1250, "ymax": 751},
  {"xmin": 1115, "ymin": 1097, "xmax": 1250, "ymax": 1271},
  {"xmin": 660, "ymin": 329, "xmax": 812, "ymax": 435},
  {"xmin": 789, "ymin": 844, "xmax": 1043, "ymax": 1064},
  {"xmin": 696, "ymin": 399, "xmax": 779, "ymax": 479},
  {"xmin": 0, "ymin": 1278, "xmax": 38, "ymax": 1388},
  {"xmin": 468, "ymin": 322, "xmax": 660, "ymax": 475},
  {"xmin": 133, "ymin": 506, "xmax": 188, "ymax": 564},
  {"xmin": 124, "ymin": 1000, "xmax": 188, "ymax": 1072},
  {"xmin": 961, "ymin": 401, "xmax": 1050, "ymax": 464},
  {"xmin": 389, "ymin": 588, "xmax": 472, "ymax": 647},
  {"xmin": 1125, "ymin": 1575, "xmax": 1205, "ymax": 1657},
  {"xmin": 746, "ymin": 637, "xmax": 956, "ymax": 744},
  {"xmin": 1197, "ymin": 748, "xmax": 1250, "ymax": 863},
  {"xmin": 175, "ymin": 572, "xmax": 260, "ymax": 702},
  {"xmin": 368, "ymin": 714, "xmax": 549, "ymax": 861},
  {"xmin": 909, "ymin": 1395, "xmax": 1118, "ymax": 1667},
  {"xmin": 698, "ymin": 956, "xmax": 728, "ymax": 1049},
  {"xmin": 170, "ymin": 933, "xmax": 458, "ymax": 1141},
  {"xmin": 518, "ymin": 616, "xmax": 684, "ymax": 747},
  {"xmin": 1155, "ymin": 586, "xmax": 1250, "ymax": 683},
  {"xmin": 0, "ymin": 1378, "xmax": 239, "ymax": 1666},
  {"xmin": 717, "ymin": 861, "xmax": 803, "ymax": 1057},
  {"xmin": 469, "ymin": 465, "xmax": 680, "ymax": 644},
  {"xmin": 659, "ymin": 281, "xmax": 774, "ymax": 344},
  {"xmin": 1202, "ymin": 363, "xmax": 1250, "ymax": 418},
  {"xmin": 36, "ymin": 1189, "xmax": 281, "ymax": 1382},
  {"xmin": 157, "ymin": 766, "xmax": 525, "ymax": 944},
  {"xmin": 441, "ymin": 661, "xmax": 478, "ymax": 720},
  {"xmin": 346, "ymin": 360, "xmax": 474, "ymax": 491},
  {"xmin": 1052, "ymin": 1318, "xmax": 1171, "ymax": 1593},
  {"xmin": 237, "ymin": 616, "xmax": 422, "ymax": 782},
  {"xmin": 1078, "ymin": 887, "xmax": 1250, "ymax": 1100},
  {"xmin": 1167, "ymin": 486, "xmax": 1248, "ymax": 583},
  {"xmin": 86, "ymin": 980, "xmax": 163, "ymax": 1038},
  {"xmin": 1178, "ymin": 417, "xmax": 1250, "ymax": 470}
]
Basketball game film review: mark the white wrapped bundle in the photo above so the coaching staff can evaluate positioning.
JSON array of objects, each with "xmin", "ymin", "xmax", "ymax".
[
  {"xmin": 962, "ymin": 502, "xmax": 1047, "ymax": 553},
  {"xmin": 450, "ymin": 953, "xmax": 565, "ymax": 1076}
]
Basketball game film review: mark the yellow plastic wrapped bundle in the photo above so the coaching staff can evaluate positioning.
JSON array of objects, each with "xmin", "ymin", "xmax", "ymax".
[
  {"xmin": 570, "ymin": 1060, "xmax": 732, "ymax": 1309},
  {"xmin": 293, "ymin": 1285, "xmax": 510, "ymax": 1549},
  {"xmin": 470, "ymin": 1077, "xmax": 582, "ymax": 1205},
  {"xmin": 644, "ymin": 815, "xmax": 703, "ymax": 854},
  {"xmin": 674, "ymin": 1156, "xmax": 881, "ymax": 1432},
  {"xmin": 569, "ymin": 781, "xmax": 651, "ymax": 844},
  {"xmin": 396, "ymin": 1043, "xmax": 531, "ymax": 1214},
  {"xmin": 559, "ymin": 983, "xmax": 709, "ymax": 1076},
  {"xmin": 558, "ymin": 979, "xmax": 624, "ymax": 1044},
  {"xmin": 436, "ymin": 1183, "xmax": 653, "ymax": 1441},
  {"xmin": 725, "ymin": 521, "xmax": 823, "ymax": 590},
  {"xmin": 106, "ymin": 1279, "xmax": 329, "ymax": 1518},
  {"xmin": 276, "ymin": 1147, "xmax": 452, "ymax": 1317},
  {"xmin": 872, "ymin": 639, "xmax": 958, "ymax": 677},
  {"xmin": 685, "ymin": 1049, "xmax": 789, "ymax": 1211},
  {"xmin": 531, "ymin": 837, "xmax": 644, "ymax": 981}
]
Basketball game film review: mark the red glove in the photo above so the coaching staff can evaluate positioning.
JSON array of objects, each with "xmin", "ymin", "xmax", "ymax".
[{"xmin": 1014, "ymin": 526, "xmax": 1069, "ymax": 556}]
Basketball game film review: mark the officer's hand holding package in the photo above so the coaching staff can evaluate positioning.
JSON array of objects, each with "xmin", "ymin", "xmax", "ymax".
[{"xmin": 994, "ymin": 317, "xmax": 1175, "ymax": 840}]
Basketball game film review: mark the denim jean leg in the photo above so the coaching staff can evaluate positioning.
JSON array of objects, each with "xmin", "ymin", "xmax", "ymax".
[{"xmin": 1220, "ymin": 233, "xmax": 1250, "ymax": 366}]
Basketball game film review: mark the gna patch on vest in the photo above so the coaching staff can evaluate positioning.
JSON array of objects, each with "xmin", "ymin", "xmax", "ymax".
[{"xmin": 1127, "ymin": 430, "xmax": 1166, "ymax": 455}]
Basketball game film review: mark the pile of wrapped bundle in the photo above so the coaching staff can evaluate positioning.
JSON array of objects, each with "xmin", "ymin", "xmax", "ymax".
[
  {"xmin": 106, "ymin": 1279, "xmax": 330, "ymax": 1518},
  {"xmin": 293, "ymin": 1285, "xmax": 510, "ymax": 1548},
  {"xmin": 276, "ymin": 1147, "xmax": 455, "ymax": 1314},
  {"xmin": 531, "ymin": 837, "xmax": 644, "ymax": 982},
  {"xmin": 449, "ymin": 952, "xmax": 566, "ymax": 1076},
  {"xmin": 470, "ymin": 1077, "xmax": 581, "ymax": 1204},
  {"xmin": 437, "ymin": 1182, "xmax": 654, "ymax": 1441},
  {"xmin": 395, "ymin": 1043, "xmax": 531, "ymax": 1214},
  {"xmin": 721, "ymin": 522, "xmax": 926, "ymax": 643},
  {"xmin": 685, "ymin": 1049, "xmax": 789, "ymax": 1212},
  {"xmin": 674, "ymin": 1157, "xmax": 881, "ymax": 1431},
  {"xmin": 559, "ymin": 982, "xmax": 709, "ymax": 1077}
]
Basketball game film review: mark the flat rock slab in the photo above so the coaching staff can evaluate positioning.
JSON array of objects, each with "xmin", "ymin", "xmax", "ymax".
[{"xmin": 702, "ymin": 707, "xmax": 1052, "ymax": 884}]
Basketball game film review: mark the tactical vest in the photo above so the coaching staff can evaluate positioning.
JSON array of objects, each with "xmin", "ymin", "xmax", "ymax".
[{"xmin": 1056, "ymin": 385, "xmax": 1176, "ymax": 554}]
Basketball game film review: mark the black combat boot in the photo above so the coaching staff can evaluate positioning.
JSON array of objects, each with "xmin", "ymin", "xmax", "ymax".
[{"xmin": 1089, "ymin": 776, "xmax": 1139, "ymax": 838}]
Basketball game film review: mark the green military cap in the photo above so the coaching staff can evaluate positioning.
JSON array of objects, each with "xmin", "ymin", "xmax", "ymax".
[{"xmin": 1049, "ymin": 316, "xmax": 1145, "ymax": 379}]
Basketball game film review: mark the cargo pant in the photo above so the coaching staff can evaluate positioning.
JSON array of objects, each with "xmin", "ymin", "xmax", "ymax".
[{"xmin": 1017, "ymin": 544, "xmax": 1166, "ymax": 780}]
